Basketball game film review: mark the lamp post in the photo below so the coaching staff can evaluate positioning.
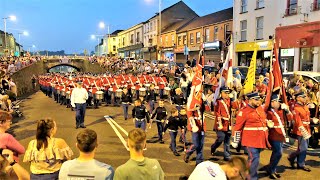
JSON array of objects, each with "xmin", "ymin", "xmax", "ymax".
[
  {"xmin": 2, "ymin": 15, "xmax": 16, "ymax": 51},
  {"xmin": 91, "ymin": 34, "xmax": 104, "ymax": 56},
  {"xmin": 18, "ymin": 31, "xmax": 29, "ymax": 45}
]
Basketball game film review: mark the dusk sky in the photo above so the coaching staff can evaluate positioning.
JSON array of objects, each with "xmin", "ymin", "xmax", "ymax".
[{"xmin": 0, "ymin": 0, "xmax": 233, "ymax": 54}]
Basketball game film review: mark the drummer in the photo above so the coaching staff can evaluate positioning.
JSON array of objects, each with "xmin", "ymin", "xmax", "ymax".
[
  {"xmin": 173, "ymin": 88, "xmax": 186, "ymax": 113},
  {"xmin": 132, "ymin": 99, "xmax": 150, "ymax": 131},
  {"xmin": 146, "ymin": 83, "xmax": 157, "ymax": 114},
  {"xmin": 121, "ymin": 87, "xmax": 132, "ymax": 120}
]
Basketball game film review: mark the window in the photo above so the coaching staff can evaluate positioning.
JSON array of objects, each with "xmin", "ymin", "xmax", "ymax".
[
  {"xmin": 130, "ymin": 34, "xmax": 134, "ymax": 44},
  {"xmin": 178, "ymin": 36, "xmax": 182, "ymax": 46},
  {"xmin": 150, "ymin": 22, "xmax": 153, "ymax": 31},
  {"xmin": 183, "ymin": 35, "xmax": 187, "ymax": 45},
  {"xmin": 300, "ymin": 47, "xmax": 314, "ymax": 71},
  {"xmin": 256, "ymin": 0, "xmax": 264, "ymax": 9},
  {"xmin": 196, "ymin": 32, "xmax": 201, "ymax": 43},
  {"xmin": 214, "ymin": 26, "xmax": 218, "ymax": 41},
  {"xmin": 256, "ymin": 16, "xmax": 264, "ymax": 40},
  {"xmin": 122, "ymin": 37, "xmax": 125, "ymax": 46},
  {"xmin": 190, "ymin": 33, "xmax": 194, "ymax": 44},
  {"xmin": 286, "ymin": 0, "xmax": 298, "ymax": 15},
  {"xmin": 240, "ymin": 20, "xmax": 247, "ymax": 41},
  {"xmin": 224, "ymin": 24, "xmax": 230, "ymax": 40},
  {"xmin": 136, "ymin": 32, "xmax": 140, "ymax": 42},
  {"xmin": 149, "ymin": 38, "xmax": 152, "ymax": 44},
  {"xmin": 205, "ymin": 28, "xmax": 210, "ymax": 42},
  {"xmin": 241, "ymin": 0, "xmax": 248, "ymax": 13},
  {"xmin": 165, "ymin": 36, "xmax": 168, "ymax": 46},
  {"xmin": 172, "ymin": 35, "xmax": 175, "ymax": 44},
  {"xmin": 113, "ymin": 46, "xmax": 116, "ymax": 51},
  {"xmin": 160, "ymin": 37, "xmax": 163, "ymax": 45}
]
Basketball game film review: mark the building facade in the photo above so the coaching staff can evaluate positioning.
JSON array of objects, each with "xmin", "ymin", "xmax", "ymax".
[
  {"xmin": 117, "ymin": 23, "xmax": 144, "ymax": 59},
  {"xmin": 142, "ymin": 16, "xmax": 158, "ymax": 60},
  {"xmin": 276, "ymin": 0, "xmax": 320, "ymax": 72},
  {"xmin": 107, "ymin": 30, "xmax": 123, "ymax": 57},
  {"xmin": 0, "ymin": 30, "xmax": 17, "ymax": 56},
  {"xmin": 176, "ymin": 7, "xmax": 233, "ymax": 64}
]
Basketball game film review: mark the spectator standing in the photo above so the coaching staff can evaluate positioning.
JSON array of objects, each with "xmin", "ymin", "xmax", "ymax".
[
  {"xmin": 59, "ymin": 129, "xmax": 114, "ymax": 180},
  {"xmin": 23, "ymin": 118, "xmax": 73, "ymax": 179},
  {"xmin": 114, "ymin": 128, "xmax": 164, "ymax": 180}
]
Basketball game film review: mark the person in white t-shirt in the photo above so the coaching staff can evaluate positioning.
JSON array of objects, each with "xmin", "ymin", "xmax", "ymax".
[{"xmin": 188, "ymin": 157, "xmax": 248, "ymax": 180}]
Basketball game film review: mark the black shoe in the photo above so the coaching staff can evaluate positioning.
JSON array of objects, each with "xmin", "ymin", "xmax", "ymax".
[
  {"xmin": 287, "ymin": 157, "xmax": 296, "ymax": 169},
  {"xmin": 210, "ymin": 149, "xmax": 216, "ymax": 156},
  {"xmin": 173, "ymin": 151, "xmax": 180, "ymax": 156},
  {"xmin": 297, "ymin": 166, "xmax": 311, "ymax": 172},
  {"xmin": 179, "ymin": 139, "xmax": 184, "ymax": 144},
  {"xmin": 159, "ymin": 140, "xmax": 164, "ymax": 144},
  {"xmin": 169, "ymin": 146, "xmax": 173, "ymax": 152},
  {"xmin": 269, "ymin": 173, "xmax": 278, "ymax": 179},
  {"xmin": 274, "ymin": 173, "xmax": 281, "ymax": 178},
  {"xmin": 80, "ymin": 125, "xmax": 86, "ymax": 128},
  {"xmin": 184, "ymin": 154, "xmax": 189, "ymax": 163},
  {"xmin": 125, "ymin": 118, "xmax": 127, "ymax": 120},
  {"xmin": 223, "ymin": 157, "xmax": 231, "ymax": 161}
]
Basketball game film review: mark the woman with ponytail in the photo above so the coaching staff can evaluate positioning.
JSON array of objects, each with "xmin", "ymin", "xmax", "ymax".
[{"xmin": 23, "ymin": 118, "xmax": 73, "ymax": 180}]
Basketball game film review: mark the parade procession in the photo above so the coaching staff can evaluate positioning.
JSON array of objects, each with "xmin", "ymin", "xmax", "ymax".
[{"xmin": 1, "ymin": 0, "xmax": 320, "ymax": 180}]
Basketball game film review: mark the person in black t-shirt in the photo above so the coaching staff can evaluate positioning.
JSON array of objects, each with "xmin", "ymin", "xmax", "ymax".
[
  {"xmin": 121, "ymin": 88, "xmax": 132, "ymax": 120},
  {"xmin": 164, "ymin": 108, "xmax": 184, "ymax": 156},
  {"xmin": 179, "ymin": 108, "xmax": 188, "ymax": 151},
  {"xmin": 150, "ymin": 100, "xmax": 167, "ymax": 144}
]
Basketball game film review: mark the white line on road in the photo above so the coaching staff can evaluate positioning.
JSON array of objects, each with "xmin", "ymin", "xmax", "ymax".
[
  {"xmin": 104, "ymin": 116, "xmax": 129, "ymax": 151},
  {"xmin": 109, "ymin": 118, "xmax": 128, "ymax": 136}
]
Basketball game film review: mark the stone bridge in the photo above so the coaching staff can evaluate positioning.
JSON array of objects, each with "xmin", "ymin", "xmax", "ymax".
[{"xmin": 11, "ymin": 59, "xmax": 106, "ymax": 97}]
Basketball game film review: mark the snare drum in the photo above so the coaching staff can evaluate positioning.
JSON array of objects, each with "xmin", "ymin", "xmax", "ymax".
[
  {"xmin": 144, "ymin": 84, "xmax": 150, "ymax": 91},
  {"xmin": 95, "ymin": 91, "xmax": 104, "ymax": 100},
  {"xmin": 116, "ymin": 89, "xmax": 123, "ymax": 98},
  {"xmin": 164, "ymin": 87, "xmax": 171, "ymax": 96},
  {"xmin": 154, "ymin": 86, "xmax": 160, "ymax": 94},
  {"xmin": 131, "ymin": 87, "xmax": 136, "ymax": 96},
  {"xmin": 66, "ymin": 91, "xmax": 71, "ymax": 99},
  {"xmin": 139, "ymin": 88, "xmax": 146, "ymax": 97},
  {"xmin": 108, "ymin": 88, "xmax": 113, "ymax": 96},
  {"xmin": 61, "ymin": 90, "xmax": 66, "ymax": 96}
]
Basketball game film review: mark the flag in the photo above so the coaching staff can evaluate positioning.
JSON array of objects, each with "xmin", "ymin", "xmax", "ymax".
[
  {"xmin": 187, "ymin": 46, "xmax": 204, "ymax": 111},
  {"xmin": 212, "ymin": 38, "xmax": 233, "ymax": 105},
  {"xmin": 242, "ymin": 47, "xmax": 257, "ymax": 95}
]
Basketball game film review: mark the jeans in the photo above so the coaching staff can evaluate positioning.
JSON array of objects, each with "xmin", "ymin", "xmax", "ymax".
[
  {"xmin": 135, "ymin": 120, "xmax": 146, "ymax": 131},
  {"xmin": 31, "ymin": 171, "xmax": 59, "ymax": 180},
  {"xmin": 122, "ymin": 103, "xmax": 129, "ymax": 119},
  {"xmin": 75, "ymin": 103, "xmax": 86, "ymax": 127},
  {"xmin": 288, "ymin": 136, "xmax": 309, "ymax": 167},
  {"xmin": 156, "ymin": 122, "xmax": 164, "ymax": 140},
  {"xmin": 269, "ymin": 140, "xmax": 283, "ymax": 174},
  {"xmin": 160, "ymin": 89, "xmax": 164, "ymax": 99},
  {"xmin": 181, "ymin": 86, "xmax": 188, "ymax": 100},
  {"xmin": 149, "ymin": 100, "xmax": 155, "ymax": 114},
  {"xmin": 211, "ymin": 131, "xmax": 231, "ymax": 158},
  {"xmin": 169, "ymin": 131, "xmax": 178, "ymax": 152},
  {"xmin": 186, "ymin": 131, "xmax": 205, "ymax": 165},
  {"xmin": 247, "ymin": 147, "xmax": 262, "ymax": 180}
]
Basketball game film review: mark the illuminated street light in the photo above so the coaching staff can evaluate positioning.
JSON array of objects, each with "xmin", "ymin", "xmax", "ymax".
[
  {"xmin": 99, "ymin": 21, "xmax": 105, "ymax": 29},
  {"xmin": 2, "ymin": 15, "xmax": 17, "ymax": 50},
  {"xmin": 91, "ymin": 34, "xmax": 96, "ymax": 39}
]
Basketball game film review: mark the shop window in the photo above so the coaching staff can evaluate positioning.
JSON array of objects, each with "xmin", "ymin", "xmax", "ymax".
[
  {"xmin": 113, "ymin": 46, "xmax": 116, "ymax": 51},
  {"xmin": 165, "ymin": 36, "xmax": 168, "ymax": 46},
  {"xmin": 122, "ymin": 37, "xmax": 125, "ymax": 46},
  {"xmin": 196, "ymin": 32, "xmax": 201, "ymax": 43},
  {"xmin": 256, "ymin": 0, "xmax": 264, "ymax": 9},
  {"xmin": 150, "ymin": 22, "xmax": 153, "ymax": 31},
  {"xmin": 256, "ymin": 16, "xmax": 264, "ymax": 40},
  {"xmin": 178, "ymin": 36, "xmax": 182, "ymax": 46},
  {"xmin": 241, "ymin": 0, "xmax": 248, "ymax": 13},
  {"xmin": 224, "ymin": 24, "xmax": 230, "ymax": 40},
  {"xmin": 183, "ymin": 35, "xmax": 187, "ymax": 45},
  {"xmin": 286, "ymin": 0, "xmax": 298, "ymax": 16},
  {"xmin": 136, "ymin": 32, "xmax": 140, "ymax": 43},
  {"xmin": 190, "ymin": 33, "xmax": 194, "ymax": 44},
  {"xmin": 240, "ymin": 20, "xmax": 247, "ymax": 41},
  {"xmin": 205, "ymin": 28, "xmax": 210, "ymax": 42},
  {"xmin": 130, "ymin": 34, "xmax": 134, "ymax": 44},
  {"xmin": 172, "ymin": 34, "xmax": 175, "ymax": 44},
  {"xmin": 214, "ymin": 27, "xmax": 218, "ymax": 41},
  {"xmin": 300, "ymin": 47, "xmax": 314, "ymax": 71}
]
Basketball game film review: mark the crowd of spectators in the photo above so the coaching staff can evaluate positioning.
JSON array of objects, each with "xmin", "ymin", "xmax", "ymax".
[{"xmin": 0, "ymin": 56, "xmax": 42, "ymax": 75}]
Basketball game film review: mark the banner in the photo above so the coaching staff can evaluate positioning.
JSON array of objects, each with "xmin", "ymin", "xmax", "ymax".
[{"xmin": 242, "ymin": 48, "xmax": 257, "ymax": 95}]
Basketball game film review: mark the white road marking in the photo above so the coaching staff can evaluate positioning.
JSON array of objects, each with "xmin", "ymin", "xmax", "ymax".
[
  {"xmin": 109, "ymin": 118, "xmax": 128, "ymax": 136},
  {"xmin": 104, "ymin": 116, "xmax": 129, "ymax": 151}
]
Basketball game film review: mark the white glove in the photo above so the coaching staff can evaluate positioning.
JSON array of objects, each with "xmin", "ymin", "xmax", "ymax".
[
  {"xmin": 231, "ymin": 142, "xmax": 238, "ymax": 148},
  {"xmin": 281, "ymin": 103, "xmax": 289, "ymax": 111},
  {"xmin": 267, "ymin": 120, "xmax": 274, "ymax": 128},
  {"xmin": 229, "ymin": 93, "xmax": 234, "ymax": 99},
  {"xmin": 312, "ymin": 118, "xmax": 319, "ymax": 124}
]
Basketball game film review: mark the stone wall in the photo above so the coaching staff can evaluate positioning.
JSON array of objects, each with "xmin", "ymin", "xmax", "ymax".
[{"xmin": 11, "ymin": 59, "xmax": 106, "ymax": 97}]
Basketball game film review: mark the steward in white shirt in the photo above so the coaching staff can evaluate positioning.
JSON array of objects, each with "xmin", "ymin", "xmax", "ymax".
[{"xmin": 71, "ymin": 81, "xmax": 88, "ymax": 129}]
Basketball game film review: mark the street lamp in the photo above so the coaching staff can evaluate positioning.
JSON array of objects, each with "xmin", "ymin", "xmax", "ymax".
[
  {"xmin": 2, "ymin": 15, "xmax": 17, "ymax": 51},
  {"xmin": 18, "ymin": 31, "xmax": 29, "ymax": 45},
  {"xmin": 99, "ymin": 21, "xmax": 105, "ymax": 29}
]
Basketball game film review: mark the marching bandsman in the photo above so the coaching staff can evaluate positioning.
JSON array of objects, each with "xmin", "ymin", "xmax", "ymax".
[
  {"xmin": 150, "ymin": 99, "xmax": 167, "ymax": 144},
  {"xmin": 146, "ymin": 83, "xmax": 157, "ymax": 114},
  {"xmin": 173, "ymin": 88, "xmax": 186, "ymax": 113},
  {"xmin": 288, "ymin": 91, "xmax": 316, "ymax": 172},
  {"xmin": 231, "ymin": 92, "xmax": 274, "ymax": 180},
  {"xmin": 210, "ymin": 87, "xmax": 238, "ymax": 161},
  {"xmin": 121, "ymin": 87, "xmax": 132, "ymax": 120},
  {"xmin": 267, "ymin": 94, "xmax": 293, "ymax": 179},
  {"xmin": 132, "ymin": 99, "xmax": 150, "ymax": 131}
]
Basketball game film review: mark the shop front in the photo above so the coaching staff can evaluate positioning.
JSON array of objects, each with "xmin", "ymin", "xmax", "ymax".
[
  {"xmin": 235, "ymin": 40, "xmax": 273, "ymax": 73},
  {"xmin": 276, "ymin": 21, "xmax": 320, "ymax": 72},
  {"xmin": 203, "ymin": 41, "xmax": 223, "ymax": 65},
  {"xmin": 280, "ymin": 48, "xmax": 294, "ymax": 72},
  {"xmin": 117, "ymin": 43, "xmax": 144, "ymax": 60},
  {"xmin": 142, "ymin": 46, "xmax": 157, "ymax": 60},
  {"xmin": 161, "ymin": 47, "xmax": 174, "ymax": 62},
  {"xmin": 174, "ymin": 46, "xmax": 188, "ymax": 63}
]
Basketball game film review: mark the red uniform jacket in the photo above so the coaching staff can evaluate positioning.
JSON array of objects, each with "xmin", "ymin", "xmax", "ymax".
[
  {"xmin": 214, "ymin": 98, "xmax": 238, "ymax": 131},
  {"xmin": 292, "ymin": 103, "xmax": 311, "ymax": 136},
  {"xmin": 234, "ymin": 105, "xmax": 270, "ymax": 148},
  {"xmin": 256, "ymin": 84, "xmax": 267, "ymax": 95},
  {"xmin": 187, "ymin": 110, "xmax": 207, "ymax": 132},
  {"xmin": 267, "ymin": 109, "xmax": 293, "ymax": 142}
]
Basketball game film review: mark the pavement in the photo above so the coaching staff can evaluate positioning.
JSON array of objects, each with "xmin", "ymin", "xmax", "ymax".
[{"xmin": 10, "ymin": 91, "xmax": 320, "ymax": 180}]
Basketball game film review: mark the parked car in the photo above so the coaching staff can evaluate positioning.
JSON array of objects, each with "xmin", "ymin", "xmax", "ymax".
[
  {"xmin": 203, "ymin": 65, "xmax": 218, "ymax": 74},
  {"xmin": 232, "ymin": 66, "xmax": 249, "ymax": 84},
  {"xmin": 283, "ymin": 71, "xmax": 320, "ymax": 87}
]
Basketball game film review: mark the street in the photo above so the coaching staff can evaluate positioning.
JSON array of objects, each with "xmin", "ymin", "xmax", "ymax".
[{"xmin": 11, "ymin": 92, "xmax": 320, "ymax": 180}]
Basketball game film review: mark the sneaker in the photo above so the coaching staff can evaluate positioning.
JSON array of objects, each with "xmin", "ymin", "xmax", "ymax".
[
  {"xmin": 297, "ymin": 166, "xmax": 311, "ymax": 172},
  {"xmin": 287, "ymin": 157, "xmax": 296, "ymax": 169}
]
